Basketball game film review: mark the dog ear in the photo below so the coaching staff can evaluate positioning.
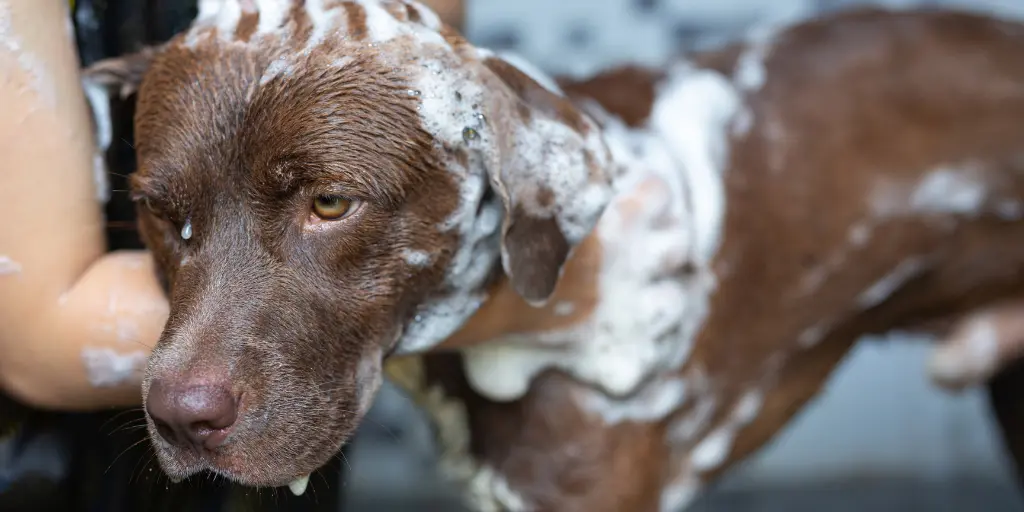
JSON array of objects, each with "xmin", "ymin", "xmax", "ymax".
[
  {"xmin": 81, "ymin": 46, "xmax": 160, "ymax": 100},
  {"xmin": 477, "ymin": 54, "xmax": 614, "ymax": 306}
]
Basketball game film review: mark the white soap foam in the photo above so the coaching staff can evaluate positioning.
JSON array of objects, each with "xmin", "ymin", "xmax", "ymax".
[
  {"xmin": 254, "ymin": 0, "xmax": 287, "ymax": 35},
  {"xmin": 930, "ymin": 315, "xmax": 1001, "ymax": 388},
  {"xmin": 461, "ymin": 60, "xmax": 740, "ymax": 402},
  {"xmin": 659, "ymin": 474, "xmax": 701, "ymax": 512},
  {"xmin": 81, "ymin": 77, "xmax": 113, "ymax": 203},
  {"xmin": 217, "ymin": 0, "xmax": 244, "ymax": 36},
  {"xmin": 553, "ymin": 301, "xmax": 575, "ymax": 317},
  {"xmin": 402, "ymin": 248, "xmax": 432, "ymax": 268},
  {"xmin": 847, "ymin": 221, "xmax": 872, "ymax": 247},
  {"xmin": 733, "ymin": 22, "xmax": 780, "ymax": 93},
  {"xmin": 0, "ymin": 255, "xmax": 21, "ymax": 275},
  {"xmin": 464, "ymin": 465, "xmax": 531, "ymax": 512},
  {"xmin": 909, "ymin": 166, "xmax": 988, "ymax": 215},
  {"xmin": 81, "ymin": 347, "xmax": 147, "ymax": 387},
  {"xmin": 650, "ymin": 61, "xmax": 741, "ymax": 265},
  {"xmin": 0, "ymin": 2, "xmax": 56, "ymax": 108},
  {"xmin": 857, "ymin": 257, "xmax": 927, "ymax": 309},
  {"xmin": 797, "ymin": 320, "xmax": 829, "ymax": 348},
  {"xmin": 580, "ymin": 376, "xmax": 688, "ymax": 425},
  {"xmin": 689, "ymin": 424, "xmax": 736, "ymax": 472},
  {"xmin": 689, "ymin": 389, "xmax": 764, "ymax": 472},
  {"xmin": 870, "ymin": 165, "xmax": 990, "ymax": 219},
  {"xmin": 396, "ymin": 360, "xmax": 529, "ymax": 512},
  {"xmin": 671, "ymin": 392, "xmax": 718, "ymax": 444},
  {"xmin": 396, "ymin": 44, "xmax": 610, "ymax": 347}
]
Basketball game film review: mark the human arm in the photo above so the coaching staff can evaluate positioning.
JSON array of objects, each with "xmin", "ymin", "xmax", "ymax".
[
  {"xmin": 0, "ymin": 0, "xmax": 167, "ymax": 411},
  {"xmin": 0, "ymin": 0, "xmax": 464, "ymax": 411}
]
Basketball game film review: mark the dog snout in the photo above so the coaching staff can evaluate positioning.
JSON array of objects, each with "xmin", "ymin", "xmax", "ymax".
[{"xmin": 146, "ymin": 378, "xmax": 240, "ymax": 453}]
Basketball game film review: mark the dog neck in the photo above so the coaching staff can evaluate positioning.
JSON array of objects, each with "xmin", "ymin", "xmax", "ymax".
[{"xmin": 438, "ymin": 232, "xmax": 605, "ymax": 350}]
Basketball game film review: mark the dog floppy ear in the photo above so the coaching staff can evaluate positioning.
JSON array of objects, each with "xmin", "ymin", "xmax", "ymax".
[
  {"xmin": 81, "ymin": 46, "xmax": 160, "ymax": 100},
  {"xmin": 476, "ymin": 54, "xmax": 614, "ymax": 306}
]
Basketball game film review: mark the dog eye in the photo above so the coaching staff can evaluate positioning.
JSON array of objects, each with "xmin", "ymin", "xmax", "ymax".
[{"xmin": 312, "ymin": 195, "xmax": 356, "ymax": 220}]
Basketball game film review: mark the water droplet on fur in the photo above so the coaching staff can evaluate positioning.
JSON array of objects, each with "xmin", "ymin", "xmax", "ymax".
[
  {"xmin": 462, "ymin": 127, "xmax": 479, "ymax": 142},
  {"xmin": 406, "ymin": 89, "xmax": 421, "ymax": 97},
  {"xmin": 181, "ymin": 219, "xmax": 193, "ymax": 240},
  {"xmin": 414, "ymin": 315, "xmax": 423, "ymax": 323},
  {"xmin": 474, "ymin": 113, "xmax": 486, "ymax": 123}
]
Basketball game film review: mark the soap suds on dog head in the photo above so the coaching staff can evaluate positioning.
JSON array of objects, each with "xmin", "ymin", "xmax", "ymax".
[
  {"xmin": 81, "ymin": 348, "xmax": 147, "ymax": 387},
  {"xmin": 0, "ymin": 255, "xmax": 21, "ymax": 275},
  {"xmin": 183, "ymin": 1, "xmax": 613, "ymax": 354}
]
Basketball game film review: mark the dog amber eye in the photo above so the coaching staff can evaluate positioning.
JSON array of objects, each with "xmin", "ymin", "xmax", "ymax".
[{"xmin": 312, "ymin": 195, "xmax": 354, "ymax": 220}]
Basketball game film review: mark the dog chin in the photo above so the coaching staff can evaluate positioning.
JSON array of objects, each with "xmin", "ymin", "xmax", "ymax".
[
  {"xmin": 150, "ymin": 421, "xmax": 353, "ymax": 492},
  {"xmin": 156, "ymin": 448, "xmax": 334, "ymax": 495}
]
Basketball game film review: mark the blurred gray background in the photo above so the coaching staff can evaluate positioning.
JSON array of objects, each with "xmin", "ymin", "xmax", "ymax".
[{"xmin": 345, "ymin": 0, "xmax": 1024, "ymax": 510}]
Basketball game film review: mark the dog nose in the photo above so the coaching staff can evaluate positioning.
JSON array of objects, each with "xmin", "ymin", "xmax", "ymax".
[{"xmin": 146, "ymin": 379, "xmax": 239, "ymax": 452}]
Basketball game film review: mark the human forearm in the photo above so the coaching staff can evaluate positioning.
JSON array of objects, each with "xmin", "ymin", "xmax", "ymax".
[
  {"xmin": 0, "ymin": 250, "xmax": 166, "ymax": 410},
  {"xmin": 0, "ymin": 0, "xmax": 165, "ymax": 410}
]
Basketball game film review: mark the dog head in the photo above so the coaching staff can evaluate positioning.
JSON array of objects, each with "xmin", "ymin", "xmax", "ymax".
[{"xmin": 84, "ymin": 0, "xmax": 612, "ymax": 489}]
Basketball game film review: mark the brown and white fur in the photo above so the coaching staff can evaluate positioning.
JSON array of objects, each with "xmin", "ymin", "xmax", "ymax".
[{"xmin": 84, "ymin": 2, "xmax": 1024, "ymax": 511}]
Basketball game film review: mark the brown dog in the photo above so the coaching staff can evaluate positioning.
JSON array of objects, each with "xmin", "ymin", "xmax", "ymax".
[{"xmin": 85, "ymin": 2, "xmax": 1024, "ymax": 510}]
